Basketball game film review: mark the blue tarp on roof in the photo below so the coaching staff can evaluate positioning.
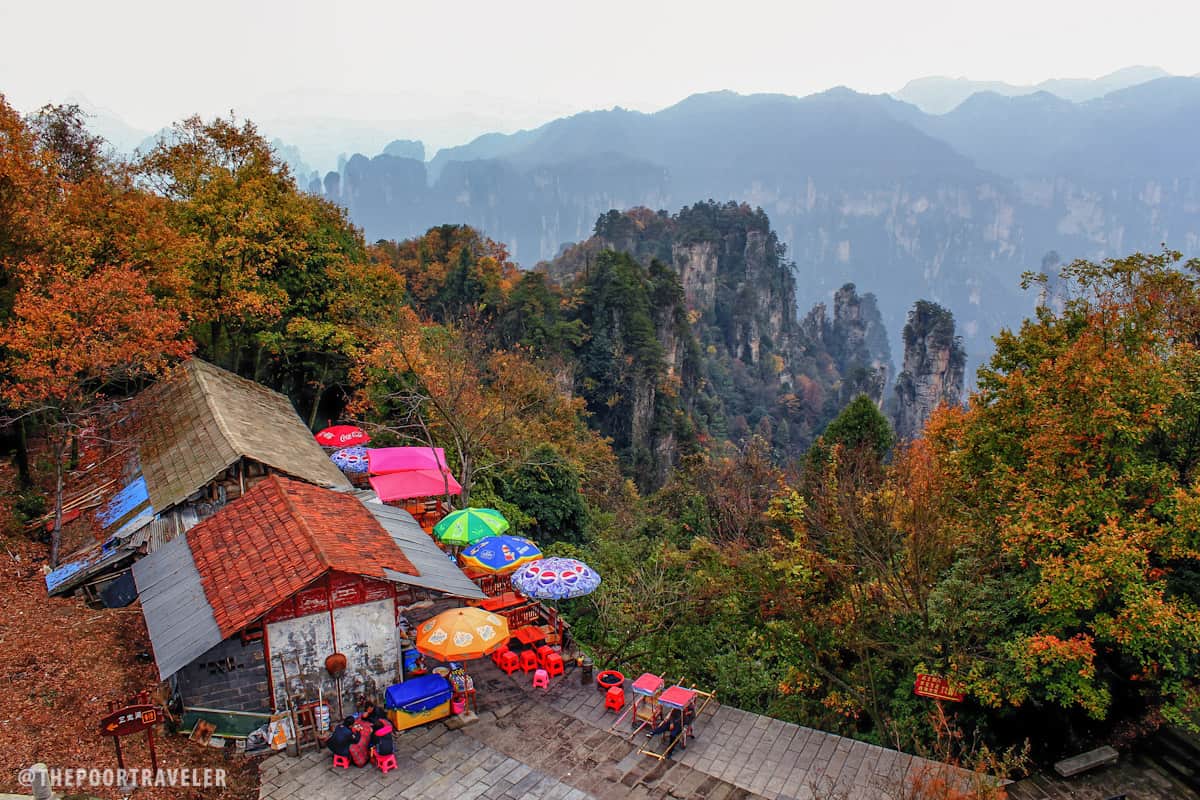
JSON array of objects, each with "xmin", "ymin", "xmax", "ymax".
[
  {"xmin": 44, "ymin": 536, "xmax": 122, "ymax": 593},
  {"xmin": 44, "ymin": 559, "xmax": 91, "ymax": 593},
  {"xmin": 96, "ymin": 476, "xmax": 151, "ymax": 529}
]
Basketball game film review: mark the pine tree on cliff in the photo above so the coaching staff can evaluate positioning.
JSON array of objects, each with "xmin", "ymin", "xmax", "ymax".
[{"xmin": 892, "ymin": 301, "xmax": 965, "ymax": 440}]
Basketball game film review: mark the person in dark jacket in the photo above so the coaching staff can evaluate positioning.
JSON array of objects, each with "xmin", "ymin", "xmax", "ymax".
[
  {"xmin": 361, "ymin": 700, "xmax": 387, "ymax": 725},
  {"xmin": 326, "ymin": 717, "xmax": 356, "ymax": 758},
  {"xmin": 647, "ymin": 708, "xmax": 682, "ymax": 740},
  {"xmin": 371, "ymin": 718, "xmax": 394, "ymax": 757}
]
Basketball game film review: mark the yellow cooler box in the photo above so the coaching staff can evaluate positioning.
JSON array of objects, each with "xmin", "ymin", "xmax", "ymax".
[{"xmin": 384, "ymin": 675, "xmax": 453, "ymax": 731}]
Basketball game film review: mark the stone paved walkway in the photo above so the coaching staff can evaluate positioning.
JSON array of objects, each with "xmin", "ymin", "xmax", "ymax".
[{"xmin": 257, "ymin": 659, "xmax": 982, "ymax": 800}]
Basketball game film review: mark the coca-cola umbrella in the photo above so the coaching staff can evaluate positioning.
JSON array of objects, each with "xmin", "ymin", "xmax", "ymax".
[{"xmin": 315, "ymin": 425, "xmax": 370, "ymax": 448}]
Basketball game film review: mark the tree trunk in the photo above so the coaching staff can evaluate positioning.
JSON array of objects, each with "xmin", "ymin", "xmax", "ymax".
[
  {"xmin": 15, "ymin": 419, "xmax": 32, "ymax": 488},
  {"xmin": 50, "ymin": 438, "xmax": 65, "ymax": 568},
  {"xmin": 458, "ymin": 450, "xmax": 473, "ymax": 507},
  {"xmin": 307, "ymin": 362, "xmax": 330, "ymax": 430},
  {"xmin": 209, "ymin": 319, "xmax": 221, "ymax": 366}
]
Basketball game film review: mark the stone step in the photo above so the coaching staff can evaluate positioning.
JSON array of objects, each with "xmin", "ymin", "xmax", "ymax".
[{"xmin": 469, "ymin": 661, "xmax": 770, "ymax": 799}]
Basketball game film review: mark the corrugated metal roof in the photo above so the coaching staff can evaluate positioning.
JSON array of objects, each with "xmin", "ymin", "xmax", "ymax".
[
  {"xmin": 131, "ymin": 533, "xmax": 224, "ymax": 681},
  {"xmin": 135, "ymin": 360, "xmax": 351, "ymax": 511},
  {"xmin": 366, "ymin": 502, "xmax": 486, "ymax": 600},
  {"xmin": 127, "ymin": 515, "xmax": 189, "ymax": 554},
  {"xmin": 47, "ymin": 506, "xmax": 193, "ymax": 596}
]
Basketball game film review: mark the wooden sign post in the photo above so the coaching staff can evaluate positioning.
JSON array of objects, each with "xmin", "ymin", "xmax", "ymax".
[{"xmin": 98, "ymin": 691, "xmax": 162, "ymax": 773}]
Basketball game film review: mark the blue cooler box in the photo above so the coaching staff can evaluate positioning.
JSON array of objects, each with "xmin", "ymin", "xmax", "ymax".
[{"xmin": 384, "ymin": 675, "xmax": 453, "ymax": 730}]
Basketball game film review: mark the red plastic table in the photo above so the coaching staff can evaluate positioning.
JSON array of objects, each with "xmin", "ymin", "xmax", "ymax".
[
  {"xmin": 512, "ymin": 626, "xmax": 546, "ymax": 647},
  {"xmin": 478, "ymin": 593, "xmax": 526, "ymax": 613},
  {"xmin": 632, "ymin": 673, "xmax": 665, "ymax": 697}
]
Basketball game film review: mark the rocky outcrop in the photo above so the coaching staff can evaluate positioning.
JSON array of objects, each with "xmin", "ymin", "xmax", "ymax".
[
  {"xmin": 893, "ymin": 301, "xmax": 965, "ymax": 440},
  {"xmin": 546, "ymin": 203, "xmax": 894, "ymax": 477},
  {"xmin": 801, "ymin": 284, "xmax": 892, "ymax": 407},
  {"xmin": 672, "ymin": 241, "xmax": 718, "ymax": 311}
]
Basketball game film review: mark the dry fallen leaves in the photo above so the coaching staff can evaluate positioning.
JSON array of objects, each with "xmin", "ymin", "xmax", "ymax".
[{"xmin": 0, "ymin": 534, "xmax": 261, "ymax": 799}]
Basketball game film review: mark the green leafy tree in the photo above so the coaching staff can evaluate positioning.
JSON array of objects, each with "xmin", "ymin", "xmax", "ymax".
[
  {"xmin": 496, "ymin": 443, "xmax": 588, "ymax": 546},
  {"xmin": 928, "ymin": 251, "xmax": 1200, "ymax": 733}
]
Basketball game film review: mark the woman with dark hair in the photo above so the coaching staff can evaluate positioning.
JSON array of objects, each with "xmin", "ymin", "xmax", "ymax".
[
  {"xmin": 361, "ymin": 699, "xmax": 387, "ymax": 726},
  {"xmin": 371, "ymin": 718, "xmax": 395, "ymax": 757},
  {"xmin": 326, "ymin": 717, "xmax": 356, "ymax": 760}
]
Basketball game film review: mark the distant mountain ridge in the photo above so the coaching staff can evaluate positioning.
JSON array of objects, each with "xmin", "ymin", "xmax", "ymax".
[
  {"xmin": 893, "ymin": 65, "xmax": 1173, "ymax": 114},
  {"xmin": 319, "ymin": 75, "xmax": 1200, "ymax": 376}
]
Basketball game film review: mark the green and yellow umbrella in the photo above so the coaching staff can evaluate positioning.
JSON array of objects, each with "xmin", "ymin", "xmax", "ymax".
[{"xmin": 433, "ymin": 507, "xmax": 510, "ymax": 547}]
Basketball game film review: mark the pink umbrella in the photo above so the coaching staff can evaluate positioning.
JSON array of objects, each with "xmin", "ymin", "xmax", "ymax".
[
  {"xmin": 369, "ymin": 470, "xmax": 463, "ymax": 502},
  {"xmin": 315, "ymin": 425, "xmax": 370, "ymax": 447},
  {"xmin": 368, "ymin": 447, "xmax": 448, "ymax": 475}
]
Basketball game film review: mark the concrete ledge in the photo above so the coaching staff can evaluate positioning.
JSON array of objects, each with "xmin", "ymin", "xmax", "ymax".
[{"xmin": 1054, "ymin": 745, "xmax": 1119, "ymax": 777}]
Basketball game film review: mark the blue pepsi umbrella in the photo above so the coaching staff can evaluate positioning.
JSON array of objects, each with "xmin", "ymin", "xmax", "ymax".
[
  {"xmin": 460, "ymin": 535, "xmax": 542, "ymax": 574},
  {"xmin": 510, "ymin": 557, "xmax": 601, "ymax": 601},
  {"xmin": 331, "ymin": 446, "xmax": 370, "ymax": 474}
]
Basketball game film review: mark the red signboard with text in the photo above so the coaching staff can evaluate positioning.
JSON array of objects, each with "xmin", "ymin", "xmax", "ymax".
[
  {"xmin": 99, "ymin": 704, "xmax": 161, "ymax": 737},
  {"xmin": 329, "ymin": 573, "xmax": 365, "ymax": 608},
  {"xmin": 294, "ymin": 585, "xmax": 330, "ymax": 616},
  {"xmin": 913, "ymin": 674, "xmax": 964, "ymax": 703},
  {"xmin": 99, "ymin": 693, "xmax": 161, "ymax": 773}
]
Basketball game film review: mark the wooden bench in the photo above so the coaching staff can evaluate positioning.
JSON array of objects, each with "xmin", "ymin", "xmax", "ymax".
[{"xmin": 1053, "ymin": 745, "xmax": 1119, "ymax": 777}]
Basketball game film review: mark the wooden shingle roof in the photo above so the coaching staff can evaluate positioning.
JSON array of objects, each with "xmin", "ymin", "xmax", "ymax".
[{"xmin": 135, "ymin": 359, "xmax": 351, "ymax": 510}]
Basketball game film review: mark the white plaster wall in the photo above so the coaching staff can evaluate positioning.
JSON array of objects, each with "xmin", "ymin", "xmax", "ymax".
[
  {"xmin": 333, "ymin": 599, "xmax": 401, "ymax": 705},
  {"xmin": 266, "ymin": 599, "xmax": 399, "ymax": 715}
]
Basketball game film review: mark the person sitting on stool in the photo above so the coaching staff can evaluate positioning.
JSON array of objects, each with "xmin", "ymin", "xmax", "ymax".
[
  {"xmin": 326, "ymin": 717, "xmax": 356, "ymax": 759},
  {"xmin": 646, "ymin": 708, "xmax": 684, "ymax": 744},
  {"xmin": 361, "ymin": 699, "xmax": 387, "ymax": 725},
  {"xmin": 371, "ymin": 718, "xmax": 394, "ymax": 758}
]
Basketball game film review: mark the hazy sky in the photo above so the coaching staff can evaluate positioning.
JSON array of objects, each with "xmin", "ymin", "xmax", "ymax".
[{"xmin": 3, "ymin": 0, "xmax": 1198, "ymax": 141}]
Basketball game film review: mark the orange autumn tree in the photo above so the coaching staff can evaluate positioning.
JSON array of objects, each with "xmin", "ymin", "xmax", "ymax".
[
  {"xmin": 0, "ymin": 261, "xmax": 192, "ymax": 565},
  {"xmin": 1, "ymin": 100, "xmax": 193, "ymax": 493},
  {"xmin": 368, "ymin": 225, "xmax": 519, "ymax": 323},
  {"xmin": 354, "ymin": 309, "xmax": 613, "ymax": 506},
  {"xmin": 927, "ymin": 251, "xmax": 1200, "ymax": 732}
]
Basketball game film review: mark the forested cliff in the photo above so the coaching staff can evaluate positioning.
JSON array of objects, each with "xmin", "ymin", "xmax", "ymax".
[{"xmin": 542, "ymin": 202, "xmax": 891, "ymax": 486}]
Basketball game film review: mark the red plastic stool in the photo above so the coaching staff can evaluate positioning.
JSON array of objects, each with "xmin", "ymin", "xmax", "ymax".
[
  {"xmin": 332, "ymin": 754, "xmax": 350, "ymax": 769},
  {"xmin": 519, "ymin": 649, "xmax": 539, "ymax": 673},
  {"xmin": 532, "ymin": 668, "xmax": 550, "ymax": 690},
  {"xmin": 497, "ymin": 650, "xmax": 520, "ymax": 675},
  {"xmin": 493, "ymin": 645, "xmax": 512, "ymax": 666},
  {"xmin": 543, "ymin": 651, "xmax": 565, "ymax": 678},
  {"xmin": 535, "ymin": 644, "xmax": 554, "ymax": 667},
  {"xmin": 604, "ymin": 685, "xmax": 625, "ymax": 713},
  {"xmin": 376, "ymin": 753, "xmax": 397, "ymax": 773}
]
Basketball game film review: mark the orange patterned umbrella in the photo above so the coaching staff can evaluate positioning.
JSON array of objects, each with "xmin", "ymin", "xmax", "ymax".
[{"xmin": 415, "ymin": 607, "xmax": 510, "ymax": 661}]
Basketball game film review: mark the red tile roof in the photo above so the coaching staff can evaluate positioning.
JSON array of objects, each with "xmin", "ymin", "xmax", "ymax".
[{"xmin": 186, "ymin": 475, "xmax": 419, "ymax": 636}]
